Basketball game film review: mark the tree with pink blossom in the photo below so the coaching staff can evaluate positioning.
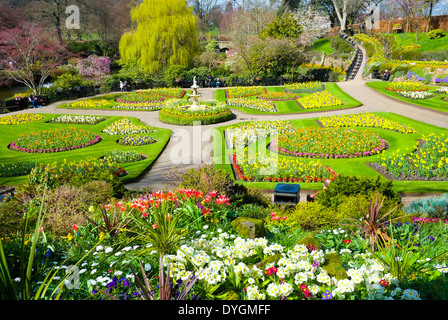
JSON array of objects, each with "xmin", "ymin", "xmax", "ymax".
[
  {"xmin": 77, "ymin": 55, "xmax": 111, "ymax": 79},
  {"xmin": 0, "ymin": 22, "xmax": 69, "ymax": 95}
]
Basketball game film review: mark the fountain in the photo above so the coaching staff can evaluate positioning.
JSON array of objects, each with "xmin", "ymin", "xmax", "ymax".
[{"xmin": 186, "ymin": 76, "xmax": 206, "ymax": 110}]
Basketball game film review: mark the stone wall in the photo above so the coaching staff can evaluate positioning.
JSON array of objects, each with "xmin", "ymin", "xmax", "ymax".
[{"xmin": 328, "ymin": 14, "xmax": 448, "ymax": 36}]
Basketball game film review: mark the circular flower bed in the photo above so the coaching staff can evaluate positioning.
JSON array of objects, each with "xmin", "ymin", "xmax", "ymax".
[
  {"xmin": 9, "ymin": 127, "xmax": 101, "ymax": 153},
  {"xmin": 159, "ymin": 100, "xmax": 234, "ymax": 125},
  {"xmin": 272, "ymin": 127, "xmax": 387, "ymax": 159},
  {"xmin": 257, "ymin": 92, "xmax": 299, "ymax": 101},
  {"xmin": 102, "ymin": 149, "xmax": 147, "ymax": 163},
  {"xmin": 117, "ymin": 134, "xmax": 157, "ymax": 146},
  {"xmin": 0, "ymin": 114, "xmax": 44, "ymax": 125}
]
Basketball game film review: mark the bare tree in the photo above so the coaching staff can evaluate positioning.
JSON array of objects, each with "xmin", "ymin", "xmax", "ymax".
[{"xmin": 188, "ymin": 0, "xmax": 221, "ymax": 32}]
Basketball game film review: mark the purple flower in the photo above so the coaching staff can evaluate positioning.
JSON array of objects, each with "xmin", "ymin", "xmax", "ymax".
[{"xmin": 322, "ymin": 290, "xmax": 333, "ymax": 300}]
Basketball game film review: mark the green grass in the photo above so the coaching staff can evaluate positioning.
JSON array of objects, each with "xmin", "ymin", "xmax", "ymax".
[
  {"xmin": 366, "ymin": 81, "xmax": 448, "ymax": 114},
  {"xmin": 214, "ymin": 83, "xmax": 362, "ymax": 114},
  {"xmin": 0, "ymin": 114, "xmax": 172, "ymax": 186},
  {"xmin": 312, "ymin": 38, "xmax": 335, "ymax": 55},
  {"xmin": 213, "ymin": 112, "xmax": 448, "ymax": 193},
  {"xmin": 389, "ymin": 32, "xmax": 448, "ymax": 53}
]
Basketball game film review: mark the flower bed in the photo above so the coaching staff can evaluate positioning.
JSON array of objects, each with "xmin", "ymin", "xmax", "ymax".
[
  {"xmin": 226, "ymin": 98, "xmax": 277, "ymax": 112},
  {"xmin": 116, "ymin": 92, "xmax": 166, "ymax": 104},
  {"xmin": 102, "ymin": 118, "xmax": 157, "ymax": 135},
  {"xmin": 9, "ymin": 127, "xmax": 101, "ymax": 153},
  {"xmin": 102, "ymin": 149, "xmax": 147, "ymax": 163},
  {"xmin": 225, "ymin": 120, "xmax": 295, "ymax": 149},
  {"xmin": 232, "ymin": 152, "xmax": 337, "ymax": 182},
  {"xmin": 112, "ymin": 102, "xmax": 164, "ymax": 111},
  {"xmin": 318, "ymin": 113, "xmax": 417, "ymax": 134},
  {"xmin": 117, "ymin": 134, "xmax": 157, "ymax": 146},
  {"xmin": 257, "ymin": 92, "xmax": 299, "ymax": 101},
  {"xmin": 28, "ymin": 158, "xmax": 126, "ymax": 188},
  {"xmin": 397, "ymin": 91, "xmax": 434, "ymax": 100},
  {"xmin": 435, "ymin": 87, "xmax": 448, "ymax": 94},
  {"xmin": 226, "ymin": 86, "xmax": 266, "ymax": 98},
  {"xmin": 298, "ymin": 91, "xmax": 343, "ymax": 109},
  {"xmin": 146, "ymin": 87, "xmax": 186, "ymax": 99},
  {"xmin": 272, "ymin": 127, "xmax": 387, "ymax": 159},
  {"xmin": 0, "ymin": 114, "xmax": 44, "ymax": 125},
  {"xmin": 68, "ymin": 99, "xmax": 112, "ymax": 109},
  {"xmin": 376, "ymin": 133, "xmax": 448, "ymax": 180},
  {"xmin": 159, "ymin": 100, "xmax": 233, "ymax": 125},
  {"xmin": 285, "ymin": 81, "xmax": 324, "ymax": 94},
  {"xmin": 48, "ymin": 115, "xmax": 106, "ymax": 125},
  {"xmin": 385, "ymin": 82, "xmax": 428, "ymax": 92},
  {"xmin": 0, "ymin": 161, "xmax": 38, "ymax": 177}
]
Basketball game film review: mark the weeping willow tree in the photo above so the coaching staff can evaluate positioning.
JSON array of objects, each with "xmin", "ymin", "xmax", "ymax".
[{"xmin": 119, "ymin": 0, "xmax": 200, "ymax": 74}]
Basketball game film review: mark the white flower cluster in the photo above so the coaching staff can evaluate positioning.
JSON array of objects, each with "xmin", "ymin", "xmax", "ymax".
[
  {"xmin": 49, "ymin": 115, "xmax": 106, "ymax": 125},
  {"xmin": 398, "ymin": 90, "xmax": 434, "ymax": 100}
]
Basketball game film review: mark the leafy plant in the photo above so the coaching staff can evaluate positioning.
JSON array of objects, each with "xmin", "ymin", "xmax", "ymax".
[
  {"xmin": 101, "ymin": 254, "xmax": 198, "ymax": 300},
  {"xmin": 342, "ymin": 192, "xmax": 401, "ymax": 251}
]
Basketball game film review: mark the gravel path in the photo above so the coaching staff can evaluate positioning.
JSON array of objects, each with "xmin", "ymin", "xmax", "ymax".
[{"xmin": 2, "ymin": 46, "xmax": 447, "ymax": 203}]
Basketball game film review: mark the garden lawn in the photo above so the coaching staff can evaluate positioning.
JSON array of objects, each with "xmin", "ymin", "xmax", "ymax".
[
  {"xmin": 389, "ymin": 32, "xmax": 448, "ymax": 53},
  {"xmin": 366, "ymin": 81, "xmax": 448, "ymax": 114},
  {"xmin": 215, "ymin": 83, "xmax": 362, "ymax": 114},
  {"xmin": 213, "ymin": 112, "xmax": 448, "ymax": 193},
  {"xmin": 0, "ymin": 113, "xmax": 171, "ymax": 186}
]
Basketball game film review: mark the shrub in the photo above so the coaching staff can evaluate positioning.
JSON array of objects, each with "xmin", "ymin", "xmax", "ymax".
[
  {"xmin": 338, "ymin": 193, "xmax": 405, "ymax": 222},
  {"xmin": 428, "ymin": 29, "xmax": 446, "ymax": 40},
  {"xmin": 286, "ymin": 202, "xmax": 341, "ymax": 231},
  {"xmin": 314, "ymin": 174, "xmax": 400, "ymax": 211},
  {"xmin": 236, "ymin": 204, "xmax": 271, "ymax": 220},
  {"xmin": 404, "ymin": 194, "xmax": 448, "ymax": 218}
]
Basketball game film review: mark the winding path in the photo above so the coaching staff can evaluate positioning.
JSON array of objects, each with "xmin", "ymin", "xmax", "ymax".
[{"xmin": 2, "ymin": 45, "xmax": 448, "ymax": 198}]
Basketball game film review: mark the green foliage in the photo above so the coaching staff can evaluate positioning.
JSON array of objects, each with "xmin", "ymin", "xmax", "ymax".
[
  {"xmin": 330, "ymin": 36, "xmax": 353, "ymax": 54},
  {"xmin": 405, "ymin": 194, "xmax": 448, "ymax": 218},
  {"xmin": 162, "ymin": 65, "xmax": 189, "ymax": 86},
  {"xmin": 259, "ymin": 12, "xmax": 303, "ymax": 39},
  {"xmin": 428, "ymin": 29, "xmax": 446, "ymax": 40},
  {"xmin": 314, "ymin": 174, "xmax": 400, "ymax": 211},
  {"xmin": 236, "ymin": 204, "xmax": 270, "ymax": 220},
  {"xmin": 119, "ymin": 0, "xmax": 200, "ymax": 74},
  {"xmin": 68, "ymin": 40, "xmax": 118, "ymax": 57},
  {"xmin": 52, "ymin": 73, "xmax": 93, "ymax": 90},
  {"xmin": 102, "ymin": 64, "xmax": 154, "ymax": 92},
  {"xmin": 286, "ymin": 202, "xmax": 342, "ymax": 231}
]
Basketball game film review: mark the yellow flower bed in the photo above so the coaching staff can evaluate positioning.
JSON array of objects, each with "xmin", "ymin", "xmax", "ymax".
[
  {"xmin": 69, "ymin": 99, "xmax": 111, "ymax": 109},
  {"xmin": 0, "ymin": 114, "xmax": 44, "ymax": 125}
]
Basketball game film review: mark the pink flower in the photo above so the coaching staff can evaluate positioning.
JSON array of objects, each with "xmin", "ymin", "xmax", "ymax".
[{"xmin": 152, "ymin": 223, "xmax": 158, "ymax": 229}]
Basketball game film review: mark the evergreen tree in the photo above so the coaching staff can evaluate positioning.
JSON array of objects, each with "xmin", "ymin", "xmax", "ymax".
[{"xmin": 119, "ymin": 0, "xmax": 200, "ymax": 74}]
